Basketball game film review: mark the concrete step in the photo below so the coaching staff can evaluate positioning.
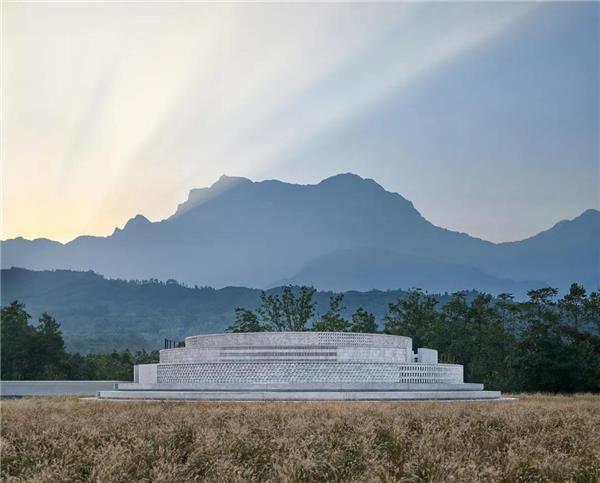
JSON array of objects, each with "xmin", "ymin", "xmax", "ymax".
[{"xmin": 96, "ymin": 390, "xmax": 501, "ymax": 400}]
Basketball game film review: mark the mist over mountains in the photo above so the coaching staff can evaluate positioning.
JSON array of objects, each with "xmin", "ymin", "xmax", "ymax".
[
  {"xmin": 2, "ymin": 267, "xmax": 444, "ymax": 352},
  {"xmin": 2, "ymin": 173, "xmax": 598, "ymax": 294}
]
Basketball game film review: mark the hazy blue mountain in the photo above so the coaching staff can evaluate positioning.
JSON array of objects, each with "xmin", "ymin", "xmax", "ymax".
[
  {"xmin": 277, "ymin": 247, "xmax": 546, "ymax": 295},
  {"xmin": 1, "ymin": 174, "xmax": 598, "ymax": 292},
  {"xmin": 471, "ymin": 209, "xmax": 600, "ymax": 290}
]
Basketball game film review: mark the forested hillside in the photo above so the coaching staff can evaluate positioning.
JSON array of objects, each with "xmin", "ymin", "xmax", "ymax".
[
  {"xmin": 2, "ymin": 279, "xmax": 598, "ymax": 392},
  {"xmin": 2, "ymin": 268, "xmax": 465, "ymax": 352}
]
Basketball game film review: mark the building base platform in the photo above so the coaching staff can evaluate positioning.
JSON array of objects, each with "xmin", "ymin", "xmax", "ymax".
[{"xmin": 96, "ymin": 389, "xmax": 501, "ymax": 400}]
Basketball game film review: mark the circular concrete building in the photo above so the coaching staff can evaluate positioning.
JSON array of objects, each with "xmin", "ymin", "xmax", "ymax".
[{"xmin": 97, "ymin": 332, "xmax": 500, "ymax": 400}]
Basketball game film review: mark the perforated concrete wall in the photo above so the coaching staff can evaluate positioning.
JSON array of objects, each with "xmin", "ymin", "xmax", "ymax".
[
  {"xmin": 163, "ymin": 332, "xmax": 414, "ymax": 364},
  {"xmin": 105, "ymin": 332, "xmax": 497, "ymax": 399},
  {"xmin": 156, "ymin": 362, "xmax": 463, "ymax": 385},
  {"xmin": 154, "ymin": 333, "xmax": 462, "ymax": 386},
  {"xmin": 160, "ymin": 346, "xmax": 410, "ymax": 364}
]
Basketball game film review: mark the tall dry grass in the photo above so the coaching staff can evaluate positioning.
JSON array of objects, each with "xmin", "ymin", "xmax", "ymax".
[{"xmin": 1, "ymin": 395, "xmax": 599, "ymax": 482}]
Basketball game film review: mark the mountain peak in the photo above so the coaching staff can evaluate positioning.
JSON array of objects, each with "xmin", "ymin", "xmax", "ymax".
[
  {"xmin": 115, "ymin": 214, "xmax": 151, "ymax": 235},
  {"xmin": 319, "ymin": 173, "xmax": 369, "ymax": 185},
  {"xmin": 127, "ymin": 214, "xmax": 150, "ymax": 226},
  {"xmin": 317, "ymin": 173, "xmax": 386, "ymax": 194},
  {"xmin": 577, "ymin": 208, "xmax": 600, "ymax": 221},
  {"xmin": 172, "ymin": 175, "xmax": 253, "ymax": 218},
  {"xmin": 212, "ymin": 175, "xmax": 252, "ymax": 188},
  {"xmin": 546, "ymin": 208, "xmax": 600, "ymax": 232}
]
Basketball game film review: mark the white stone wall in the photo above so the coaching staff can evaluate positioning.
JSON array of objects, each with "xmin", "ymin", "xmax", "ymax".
[
  {"xmin": 160, "ymin": 348, "xmax": 221, "ymax": 363},
  {"xmin": 416, "ymin": 348, "xmax": 438, "ymax": 364},
  {"xmin": 184, "ymin": 332, "xmax": 412, "ymax": 349},
  {"xmin": 134, "ymin": 363, "xmax": 158, "ymax": 384},
  {"xmin": 160, "ymin": 345, "xmax": 410, "ymax": 364},
  {"xmin": 154, "ymin": 333, "xmax": 461, "ymax": 387},
  {"xmin": 397, "ymin": 363, "xmax": 461, "ymax": 384},
  {"xmin": 156, "ymin": 362, "xmax": 463, "ymax": 384},
  {"xmin": 336, "ymin": 347, "xmax": 409, "ymax": 363}
]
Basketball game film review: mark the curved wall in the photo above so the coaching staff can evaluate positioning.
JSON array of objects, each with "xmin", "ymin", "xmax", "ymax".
[
  {"xmin": 103, "ymin": 332, "xmax": 499, "ymax": 399},
  {"xmin": 160, "ymin": 346, "xmax": 409, "ymax": 364},
  {"xmin": 163, "ymin": 332, "xmax": 412, "ymax": 364},
  {"xmin": 157, "ymin": 362, "xmax": 463, "ymax": 385},
  {"xmin": 155, "ymin": 332, "xmax": 462, "ymax": 385},
  {"xmin": 184, "ymin": 332, "xmax": 412, "ymax": 349}
]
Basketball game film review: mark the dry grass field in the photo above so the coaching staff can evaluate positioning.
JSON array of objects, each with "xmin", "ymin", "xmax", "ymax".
[{"xmin": 1, "ymin": 395, "xmax": 599, "ymax": 482}]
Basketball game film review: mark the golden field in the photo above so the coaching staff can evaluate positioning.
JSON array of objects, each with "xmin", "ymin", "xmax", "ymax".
[{"xmin": 1, "ymin": 395, "xmax": 599, "ymax": 482}]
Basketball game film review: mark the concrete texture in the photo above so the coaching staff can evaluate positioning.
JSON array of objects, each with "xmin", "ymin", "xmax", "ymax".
[
  {"xmin": 416, "ymin": 348, "xmax": 438, "ymax": 364},
  {"xmin": 184, "ymin": 332, "xmax": 412, "ymax": 350},
  {"xmin": 115, "ymin": 382, "xmax": 485, "ymax": 392},
  {"xmin": 97, "ymin": 332, "xmax": 501, "ymax": 400},
  {"xmin": 155, "ymin": 361, "xmax": 463, "ymax": 384},
  {"xmin": 134, "ymin": 364, "xmax": 158, "ymax": 384},
  {"xmin": 96, "ymin": 390, "xmax": 502, "ymax": 400},
  {"xmin": 1, "ymin": 381, "xmax": 122, "ymax": 397}
]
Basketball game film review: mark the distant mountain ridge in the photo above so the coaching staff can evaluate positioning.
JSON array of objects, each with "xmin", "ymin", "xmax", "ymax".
[
  {"xmin": 2, "ymin": 267, "xmax": 466, "ymax": 353},
  {"xmin": 276, "ymin": 247, "xmax": 546, "ymax": 294},
  {"xmin": 2, "ymin": 173, "xmax": 598, "ymax": 293}
]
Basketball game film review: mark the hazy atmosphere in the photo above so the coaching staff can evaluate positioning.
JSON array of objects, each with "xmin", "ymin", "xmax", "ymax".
[
  {"xmin": 3, "ymin": 2, "xmax": 598, "ymax": 243},
  {"xmin": 2, "ymin": 3, "xmax": 600, "ymax": 473}
]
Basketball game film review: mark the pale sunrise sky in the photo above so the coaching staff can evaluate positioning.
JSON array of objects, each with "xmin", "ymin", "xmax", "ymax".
[{"xmin": 2, "ymin": 2, "xmax": 599, "ymax": 243}]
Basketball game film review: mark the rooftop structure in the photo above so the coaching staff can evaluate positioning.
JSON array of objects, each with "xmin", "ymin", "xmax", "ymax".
[{"xmin": 97, "ymin": 332, "xmax": 501, "ymax": 400}]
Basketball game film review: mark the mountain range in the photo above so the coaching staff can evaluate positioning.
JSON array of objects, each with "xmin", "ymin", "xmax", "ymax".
[{"xmin": 2, "ymin": 173, "xmax": 599, "ymax": 294}]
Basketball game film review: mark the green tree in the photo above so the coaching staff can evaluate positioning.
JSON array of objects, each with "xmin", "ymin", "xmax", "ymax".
[
  {"xmin": 1, "ymin": 301, "xmax": 35, "ymax": 380},
  {"xmin": 226, "ymin": 286, "xmax": 317, "ymax": 332},
  {"xmin": 257, "ymin": 286, "xmax": 317, "ymax": 331},
  {"xmin": 555, "ymin": 285, "xmax": 600, "ymax": 392},
  {"xmin": 496, "ymin": 293, "xmax": 524, "ymax": 334},
  {"xmin": 349, "ymin": 307, "xmax": 377, "ymax": 333},
  {"xmin": 383, "ymin": 289, "xmax": 439, "ymax": 348},
  {"xmin": 84, "ymin": 351, "xmax": 134, "ymax": 380},
  {"xmin": 132, "ymin": 349, "xmax": 160, "ymax": 365},
  {"xmin": 514, "ymin": 287, "xmax": 573, "ymax": 392},
  {"xmin": 64, "ymin": 352, "xmax": 94, "ymax": 380},
  {"xmin": 313, "ymin": 294, "xmax": 350, "ymax": 332},
  {"xmin": 256, "ymin": 292, "xmax": 283, "ymax": 330},
  {"xmin": 34, "ymin": 312, "xmax": 68, "ymax": 379},
  {"xmin": 586, "ymin": 290, "xmax": 600, "ymax": 333},
  {"xmin": 558, "ymin": 283, "xmax": 588, "ymax": 330},
  {"xmin": 227, "ymin": 308, "xmax": 267, "ymax": 333},
  {"xmin": 280, "ymin": 286, "xmax": 318, "ymax": 331},
  {"xmin": 442, "ymin": 293, "xmax": 515, "ymax": 390}
]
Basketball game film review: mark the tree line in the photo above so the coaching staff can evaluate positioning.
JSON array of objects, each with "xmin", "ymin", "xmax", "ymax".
[
  {"xmin": 2, "ymin": 283, "xmax": 599, "ymax": 392},
  {"xmin": 227, "ymin": 284, "xmax": 600, "ymax": 393},
  {"xmin": 228, "ymin": 287, "xmax": 378, "ymax": 334},
  {"xmin": 1, "ymin": 268, "xmax": 468, "ymax": 353},
  {"xmin": 0, "ymin": 301, "xmax": 158, "ymax": 381}
]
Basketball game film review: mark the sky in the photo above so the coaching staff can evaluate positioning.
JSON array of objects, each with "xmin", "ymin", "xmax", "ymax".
[{"xmin": 2, "ymin": 2, "xmax": 598, "ymax": 243}]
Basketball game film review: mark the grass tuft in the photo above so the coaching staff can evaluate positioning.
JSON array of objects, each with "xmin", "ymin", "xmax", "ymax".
[{"xmin": 1, "ymin": 395, "xmax": 599, "ymax": 482}]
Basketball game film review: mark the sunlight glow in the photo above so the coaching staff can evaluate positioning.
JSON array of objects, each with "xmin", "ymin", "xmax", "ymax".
[{"xmin": 4, "ymin": 3, "xmax": 536, "ymax": 242}]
